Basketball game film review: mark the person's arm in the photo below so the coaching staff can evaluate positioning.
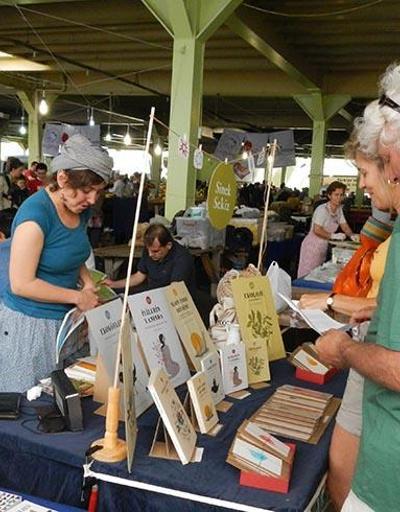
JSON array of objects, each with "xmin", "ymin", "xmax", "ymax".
[
  {"xmin": 339, "ymin": 221, "xmax": 353, "ymax": 238},
  {"xmin": 104, "ymin": 270, "xmax": 147, "ymax": 290},
  {"xmin": 299, "ymin": 292, "xmax": 376, "ymax": 316},
  {"xmin": 315, "ymin": 329, "xmax": 400, "ymax": 392},
  {"xmin": 313, "ymin": 223, "xmax": 332, "ymax": 240},
  {"xmin": 9, "ymin": 221, "xmax": 99, "ymax": 312}
]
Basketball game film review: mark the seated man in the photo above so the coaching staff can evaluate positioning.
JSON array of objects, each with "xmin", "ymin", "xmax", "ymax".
[{"xmin": 106, "ymin": 223, "xmax": 196, "ymax": 295}]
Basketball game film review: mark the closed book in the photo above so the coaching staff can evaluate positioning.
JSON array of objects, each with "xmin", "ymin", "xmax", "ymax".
[{"xmin": 187, "ymin": 372, "xmax": 218, "ymax": 434}]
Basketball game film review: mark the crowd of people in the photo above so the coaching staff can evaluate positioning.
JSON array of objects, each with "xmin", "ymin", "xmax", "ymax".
[{"xmin": 0, "ymin": 159, "xmax": 49, "ymax": 212}]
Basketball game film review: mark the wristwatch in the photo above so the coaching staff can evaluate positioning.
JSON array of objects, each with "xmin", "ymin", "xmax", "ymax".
[{"xmin": 326, "ymin": 293, "xmax": 336, "ymax": 312}]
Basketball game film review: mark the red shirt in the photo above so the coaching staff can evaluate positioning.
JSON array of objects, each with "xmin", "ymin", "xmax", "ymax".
[{"xmin": 24, "ymin": 169, "xmax": 44, "ymax": 194}]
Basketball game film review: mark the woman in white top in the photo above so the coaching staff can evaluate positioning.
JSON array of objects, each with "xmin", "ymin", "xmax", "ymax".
[{"xmin": 297, "ymin": 181, "xmax": 354, "ymax": 277}]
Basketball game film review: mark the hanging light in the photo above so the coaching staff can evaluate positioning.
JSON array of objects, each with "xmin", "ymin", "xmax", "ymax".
[
  {"xmin": 154, "ymin": 141, "xmax": 162, "ymax": 156},
  {"xmin": 19, "ymin": 112, "xmax": 27, "ymax": 135},
  {"xmin": 123, "ymin": 124, "xmax": 131, "ymax": 145},
  {"xmin": 89, "ymin": 107, "xmax": 95, "ymax": 127},
  {"xmin": 242, "ymin": 150, "xmax": 248, "ymax": 160},
  {"xmin": 39, "ymin": 90, "xmax": 48, "ymax": 115}
]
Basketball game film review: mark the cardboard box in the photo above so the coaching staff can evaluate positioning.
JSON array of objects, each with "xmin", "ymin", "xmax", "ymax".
[
  {"xmin": 176, "ymin": 217, "xmax": 225, "ymax": 249},
  {"xmin": 239, "ymin": 444, "xmax": 296, "ymax": 494},
  {"xmin": 295, "ymin": 366, "xmax": 338, "ymax": 385}
]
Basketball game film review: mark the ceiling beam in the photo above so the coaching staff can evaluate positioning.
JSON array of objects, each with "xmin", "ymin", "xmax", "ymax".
[{"xmin": 226, "ymin": 6, "xmax": 322, "ymax": 92}]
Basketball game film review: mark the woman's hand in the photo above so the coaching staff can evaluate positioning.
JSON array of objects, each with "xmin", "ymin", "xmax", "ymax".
[
  {"xmin": 299, "ymin": 293, "xmax": 329, "ymax": 310},
  {"xmin": 350, "ymin": 305, "xmax": 376, "ymax": 324},
  {"xmin": 76, "ymin": 288, "xmax": 100, "ymax": 312}
]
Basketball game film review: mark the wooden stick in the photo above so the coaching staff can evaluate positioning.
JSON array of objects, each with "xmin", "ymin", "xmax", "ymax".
[
  {"xmin": 113, "ymin": 106, "xmax": 155, "ymax": 388},
  {"xmin": 257, "ymin": 140, "xmax": 278, "ymax": 272}
]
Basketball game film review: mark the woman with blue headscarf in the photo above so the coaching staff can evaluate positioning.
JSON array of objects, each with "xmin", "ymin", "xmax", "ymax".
[{"xmin": 0, "ymin": 134, "xmax": 113, "ymax": 392}]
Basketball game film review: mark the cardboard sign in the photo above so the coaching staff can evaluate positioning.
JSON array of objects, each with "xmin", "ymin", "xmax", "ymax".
[
  {"xmin": 231, "ymin": 276, "xmax": 285, "ymax": 363},
  {"xmin": 207, "ymin": 163, "xmax": 237, "ymax": 229}
]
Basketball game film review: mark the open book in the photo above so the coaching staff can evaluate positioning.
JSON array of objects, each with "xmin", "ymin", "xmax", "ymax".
[
  {"xmin": 90, "ymin": 269, "xmax": 117, "ymax": 302},
  {"xmin": 56, "ymin": 307, "xmax": 86, "ymax": 364},
  {"xmin": 278, "ymin": 293, "xmax": 352, "ymax": 335}
]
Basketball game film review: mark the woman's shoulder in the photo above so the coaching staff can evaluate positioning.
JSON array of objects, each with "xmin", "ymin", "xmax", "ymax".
[{"xmin": 13, "ymin": 189, "xmax": 53, "ymax": 230}]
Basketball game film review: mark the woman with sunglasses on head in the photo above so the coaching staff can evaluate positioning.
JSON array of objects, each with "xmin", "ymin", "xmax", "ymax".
[
  {"xmin": 0, "ymin": 134, "xmax": 113, "ymax": 393},
  {"xmin": 316, "ymin": 62, "xmax": 400, "ymax": 512}
]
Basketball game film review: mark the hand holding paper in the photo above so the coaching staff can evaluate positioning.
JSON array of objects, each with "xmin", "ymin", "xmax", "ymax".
[{"xmin": 315, "ymin": 329, "xmax": 353, "ymax": 369}]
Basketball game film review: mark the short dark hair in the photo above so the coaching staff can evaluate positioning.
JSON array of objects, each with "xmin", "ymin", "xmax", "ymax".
[
  {"xmin": 36, "ymin": 162, "xmax": 48, "ymax": 172},
  {"xmin": 144, "ymin": 224, "xmax": 173, "ymax": 247},
  {"xmin": 5, "ymin": 157, "xmax": 24, "ymax": 174},
  {"xmin": 326, "ymin": 180, "xmax": 346, "ymax": 196},
  {"xmin": 0, "ymin": 209, "xmax": 15, "ymax": 238}
]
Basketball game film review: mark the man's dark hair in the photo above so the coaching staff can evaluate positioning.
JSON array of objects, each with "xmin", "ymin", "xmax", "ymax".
[
  {"xmin": 0, "ymin": 209, "xmax": 15, "ymax": 238},
  {"xmin": 144, "ymin": 224, "xmax": 173, "ymax": 247},
  {"xmin": 36, "ymin": 162, "xmax": 48, "ymax": 172}
]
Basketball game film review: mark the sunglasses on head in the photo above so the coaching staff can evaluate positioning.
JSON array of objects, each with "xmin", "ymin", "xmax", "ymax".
[{"xmin": 379, "ymin": 94, "xmax": 400, "ymax": 114}]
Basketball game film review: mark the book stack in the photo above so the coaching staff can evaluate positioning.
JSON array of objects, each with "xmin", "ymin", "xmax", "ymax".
[
  {"xmin": 65, "ymin": 356, "xmax": 97, "ymax": 396},
  {"xmin": 250, "ymin": 384, "xmax": 340, "ymax": 444},
  {"xmin": 227, "ymin": 420, "xmax": 295, "ymax": 493}
]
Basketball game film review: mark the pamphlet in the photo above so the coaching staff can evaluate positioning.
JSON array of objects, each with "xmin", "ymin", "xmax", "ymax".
[
  {"xmin": 277, "ymin": 293, "xmax": 351, "ymax": 334},
  {"xmin": 90, "ymin": 268, "xmax": 118, "ymax": 302},
  {"xmin": 164, "ymin": 282, "xmax": 217, "ymax": 371},
  {"xmin": 187, "ymin": 372, "xmax": 219, "ymax": 434},
  {"xmin": 200, "ymin": 351, "xmax": 225, "ymax": 405},
  {"xmin": 219, "ymin": 342, "xmax": 248, "ymax": 395},
  {"xmin": 231, "ymin": 276, "xmax": 285, "ymax": 363},
  {"xmin": 148, "ymin": 367, "xmax": 197, "ymax": 465}
]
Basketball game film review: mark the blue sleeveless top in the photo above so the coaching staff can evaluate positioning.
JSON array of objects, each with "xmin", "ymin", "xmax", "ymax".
[{"xmin": 4, "ymin": 189, "xmax": 91, "ymax": 319}]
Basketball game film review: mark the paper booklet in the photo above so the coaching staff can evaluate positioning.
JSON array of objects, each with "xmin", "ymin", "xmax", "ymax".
[
  {"xmin": 219, "ymin": 342, "xmax": 248, "ymax": 395},
  {"xmin": 165, "ymin": 282, "xmax": 217, "ymax": 371},
  {"xmin": 277, "ymin": 293, "xmax": 352, "ymax": 334},
  {"xmin": 86, "ymin": 297, "xmax": 153, "ymax": 417},
  {"xmin": 231, "ymin": 275, "xmax": 285, "ymax": 364},
  {"xmin": 89, "ymin": 268, "xmax": 118, "ymax": 302},
  {"xmin": 148, "ymin": 367, "xmax": 197, "ymax": 465},
  {"xmin": 187, "ymin": 372, "xmax": 219, "ymax": 434},
  {"xmin": 128, "ymin": 288, "xmax": 190, "ymax": 388},
  {"xmin": 56, "ymin": 307, "xmax": 86, "ymax": 364},
  {"xmin": 200, "ymin": 351, "xmax": 225, "ymax": 405},
  {"xmin": 288, "ymin": 343, "xmax": 332, "ymax": 375},
  {"xmin": 227, "ymin": 420, "xmax": 295, "ymax": 479}
]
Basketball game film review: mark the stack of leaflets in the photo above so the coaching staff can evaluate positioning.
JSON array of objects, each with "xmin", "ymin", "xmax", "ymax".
[
  {"xmin": 250, "ymin": 385, "xmax": 340, "ymax": 443},
  {"xmin": 227, "ymin": 420, "xmax": 295, "ymax": 480},
  {"xmin": 288, "ymin": 343, "xmax": 333, "ymax": 376}
]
